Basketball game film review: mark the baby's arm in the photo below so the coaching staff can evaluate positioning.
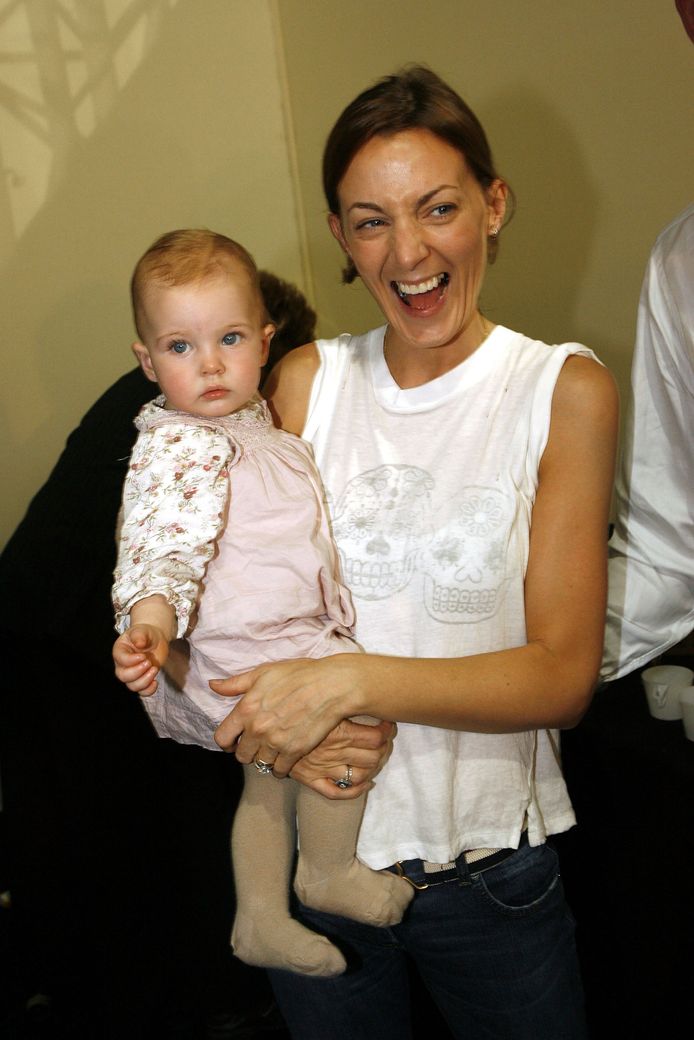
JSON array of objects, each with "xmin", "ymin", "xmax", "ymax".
[
  {"xmin": 113, "ymin": 594, "xmax": 176, "ymax": 696},
  {"xmin": 112, "ymin": 419, "xmax": 233, "ymax": 693}
]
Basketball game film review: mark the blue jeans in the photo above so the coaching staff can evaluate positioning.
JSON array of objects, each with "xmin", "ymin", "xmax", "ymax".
[{"xmin": 269, "ymin": 840, "xmax": 587, "ymax": 1039}]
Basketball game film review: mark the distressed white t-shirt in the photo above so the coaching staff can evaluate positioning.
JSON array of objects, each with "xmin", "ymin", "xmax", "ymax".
[{"xmin": 304, "ymin": 324, "xmax": 597, "ymax": 869}]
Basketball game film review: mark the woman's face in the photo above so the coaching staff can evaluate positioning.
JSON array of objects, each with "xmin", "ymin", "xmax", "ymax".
[{"xmin": 329, "ymin": 129, "xmax": 506, "ymax": 368}]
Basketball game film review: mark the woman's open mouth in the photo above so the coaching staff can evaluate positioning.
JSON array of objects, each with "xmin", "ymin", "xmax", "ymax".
[{"xmin": 391, "ymin": 272, "xmax": 449, "ymax": 311}]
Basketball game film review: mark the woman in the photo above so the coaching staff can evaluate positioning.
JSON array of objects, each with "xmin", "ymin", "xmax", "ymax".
[{"xmin": 212, "ymin": 66, "xmax": 618, "ymax": 1039}]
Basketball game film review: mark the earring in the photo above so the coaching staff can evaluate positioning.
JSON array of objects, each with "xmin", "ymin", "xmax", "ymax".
[{"xmin": 488, "ymin": 225, "xmax": 500, "ymax": 237}]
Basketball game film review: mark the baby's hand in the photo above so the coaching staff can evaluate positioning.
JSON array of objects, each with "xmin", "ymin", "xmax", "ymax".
[{"xmin": 113, "ymin": 624, "xmax": 169, "ymax": 696}]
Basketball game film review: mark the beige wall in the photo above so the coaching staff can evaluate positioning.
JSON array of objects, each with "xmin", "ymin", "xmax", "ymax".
[
  {"xmin": 1, "ymin": 0, "xmax": 307, "ymax": 545},
  {"xmin": 2, "ymin": 0, "xmax": 693, "ymax": 547}
]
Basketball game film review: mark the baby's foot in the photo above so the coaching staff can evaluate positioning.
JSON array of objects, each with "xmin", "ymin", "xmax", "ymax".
[
  {"xmin": 231, "ymin": 910, "xmax": 346, "ymax": 978},
  {"xmin": 294, "ymin": 858, "xmax": 414, "ymax": 927}
]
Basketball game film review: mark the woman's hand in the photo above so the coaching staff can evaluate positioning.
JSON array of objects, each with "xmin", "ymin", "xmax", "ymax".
[
  {"xmin": 289, "ymin": 718, "xmax": 396, "ymax": 799},
  {"xmin": 210, "ymin": 654, "xmax": 369, "ymax": 775}
]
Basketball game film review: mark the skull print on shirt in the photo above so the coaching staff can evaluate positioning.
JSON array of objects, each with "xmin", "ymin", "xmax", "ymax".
[{"xmin": 330, "ymin": 465, "xmax": 513, "ymax": 623}]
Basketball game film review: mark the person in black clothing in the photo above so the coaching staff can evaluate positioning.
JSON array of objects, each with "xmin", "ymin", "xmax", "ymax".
[{"xmin": 0, "ymin": 269, "xmax": 319, "ymax": 1038}]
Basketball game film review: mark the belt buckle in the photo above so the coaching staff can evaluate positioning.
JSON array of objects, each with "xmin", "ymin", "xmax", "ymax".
[{"xmin": 393, "ymin": 861, "xmax": 429, "ymax": 891}]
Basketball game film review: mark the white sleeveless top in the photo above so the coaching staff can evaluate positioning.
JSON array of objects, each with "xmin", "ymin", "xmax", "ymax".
[{"xmin": 304, "ymin": 324, "xmax": 598, "ymax": 869}]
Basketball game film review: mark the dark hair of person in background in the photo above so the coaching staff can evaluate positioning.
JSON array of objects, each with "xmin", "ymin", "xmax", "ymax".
[
  {"xmin": 322, "ymin": 64, "xmax": 512, "ymax": 282},
  {"xmin": 259, "ymin": 270, "xmax": 317, "ymax": 377}
]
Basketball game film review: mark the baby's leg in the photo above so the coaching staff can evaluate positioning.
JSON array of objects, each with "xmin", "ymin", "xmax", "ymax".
[
  {"xmin": 231, "ymin": 764, "xmax": 346, "ymax": 977},
  {"xmin": 294, "ymin": 786, "xmax": 413, "ymax": 926}
]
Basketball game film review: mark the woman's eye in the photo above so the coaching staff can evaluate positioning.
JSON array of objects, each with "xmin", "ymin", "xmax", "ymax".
[
  {"xmin": 169, "ymin": 340, "xmax": 190, "ymax": 354},
  {"xmin": 431, "ymin": 203, "xmax": 455, "ymax": 218},
  {"xmin": 356, "ymin": 218, "xmax": 385, "ymax": 230},
  {"xmin": 222, "ymin": 332, "xmax": 240, "ymax": 346}
]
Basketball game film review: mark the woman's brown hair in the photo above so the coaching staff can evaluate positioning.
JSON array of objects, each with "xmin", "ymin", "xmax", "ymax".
[{"xmin": 322, "ymin": 65, "xmax": 509, "ymax": 282}]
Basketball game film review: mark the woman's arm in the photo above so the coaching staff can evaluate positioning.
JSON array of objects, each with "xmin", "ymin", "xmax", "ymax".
[{"xmin": 213, "ymin": 354, "xmax": 619, "ymax": 776}]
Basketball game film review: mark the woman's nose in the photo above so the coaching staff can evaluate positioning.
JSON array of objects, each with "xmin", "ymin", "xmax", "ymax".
[{"xmin": 391, "ymin": 218, "xmax": 429, "ymax": 270}]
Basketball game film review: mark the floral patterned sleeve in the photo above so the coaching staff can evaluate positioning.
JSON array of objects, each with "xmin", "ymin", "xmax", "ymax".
[{"xmin": 112, "ymin": 422, "xmax": 233, "ymax": 637}]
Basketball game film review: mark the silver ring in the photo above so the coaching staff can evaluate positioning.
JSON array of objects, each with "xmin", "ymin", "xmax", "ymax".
[
  {"xmin": 333, "ymin": 764, "xmax": 353, "ymax": 790},
  {"xmin": 254, "ymin": 757, "xmax": 274, "ymax": 775}
]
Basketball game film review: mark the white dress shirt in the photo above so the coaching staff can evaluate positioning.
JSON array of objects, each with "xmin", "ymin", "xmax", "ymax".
[{"xmin": 602, "ymin": 204, "xmax": 694, "ymax": 680}]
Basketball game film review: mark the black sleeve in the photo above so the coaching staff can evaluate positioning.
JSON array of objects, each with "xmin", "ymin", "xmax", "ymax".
[{"xmin": 0, "ymin": 367, "xmax": 158, "ymax": 664}]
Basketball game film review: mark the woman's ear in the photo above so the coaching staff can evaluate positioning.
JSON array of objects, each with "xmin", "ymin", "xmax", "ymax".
[
  {"xmin": 131, "ymin": 341, "xmax": 159, "ymax": 383},
  {"xmin": 328, "ymin": 212, "xmax": 359, "ymax": 284},
  {"xmin": 328, "ymin": 212, "xmax": 350, "ymax": 256},
  {"xmin": 487, "ymin": 179, "xmax": 508, "ymax": 229}
]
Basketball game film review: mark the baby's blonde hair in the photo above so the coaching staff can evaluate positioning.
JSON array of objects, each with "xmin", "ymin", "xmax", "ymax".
[{"xmin": 131, "ymin": 228, "xmax": 267, "ymax": 339}]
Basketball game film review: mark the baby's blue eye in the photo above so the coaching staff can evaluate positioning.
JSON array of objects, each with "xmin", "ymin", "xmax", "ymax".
[
  {"xmin": 170, "ymin": 340, "xmax": 189, "ymax": 354},
  {"xmin": 222, "ymin": 332, "xmax": 240, "ymax": 346}
]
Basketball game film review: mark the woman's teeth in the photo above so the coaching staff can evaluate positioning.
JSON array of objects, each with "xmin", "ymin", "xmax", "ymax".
[
  {"xmin": 393, "ymin": 270, "xmax": 447, "ymax": 303},
  {"xmin": 393, "ymin": 272, "xmax": 448, "ymax": 300}
]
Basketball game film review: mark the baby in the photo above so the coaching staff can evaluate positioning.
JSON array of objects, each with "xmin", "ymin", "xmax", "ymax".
[{"xmin": 111, "ymin": 229, "xmax": 412, "ymax": 977}]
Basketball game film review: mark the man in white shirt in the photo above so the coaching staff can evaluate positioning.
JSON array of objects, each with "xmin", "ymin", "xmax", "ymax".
[{"xmin": 602, "ymin": 202, "xmax": 694, "ymax": 680}]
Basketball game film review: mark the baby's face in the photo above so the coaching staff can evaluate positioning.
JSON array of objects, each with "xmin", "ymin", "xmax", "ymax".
[{"xmin": 134, "ymin": 263, "xmax": 272, "ymax": 417}]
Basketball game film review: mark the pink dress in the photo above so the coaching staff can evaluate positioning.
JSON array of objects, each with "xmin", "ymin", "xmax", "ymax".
[{"xmin": 113, "ymin": 396, "xmax": 359, "ymax": 750}]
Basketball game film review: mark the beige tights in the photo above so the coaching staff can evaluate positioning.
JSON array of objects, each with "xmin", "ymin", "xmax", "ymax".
[{"xmin": 230, "ymin": 763, "xmax": 413, "ymax": 977}]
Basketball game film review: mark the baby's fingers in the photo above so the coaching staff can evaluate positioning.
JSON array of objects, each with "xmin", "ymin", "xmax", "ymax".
[
  {"xmin": 116, "ymin": 658, "xmax": 159, "ymax": 696},
  {"xmin": 113, "ymin": 646, "xmax": 144, "ymax": 670},
  {"xmin": 133, "ymin": 674, "xmax": 158, "ymax": 696},
  {"xmin": 127, "ymin": 668, "xmax": 159, "ymax": 696},
  {"xmin": 130, "ymin": 627, "xmax": 157, "ymax": 652}
]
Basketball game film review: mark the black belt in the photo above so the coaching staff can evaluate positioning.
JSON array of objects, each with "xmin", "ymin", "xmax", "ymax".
[{"xmin": 392, "ymin": 832, "xmax": 528, "ymax": 891}]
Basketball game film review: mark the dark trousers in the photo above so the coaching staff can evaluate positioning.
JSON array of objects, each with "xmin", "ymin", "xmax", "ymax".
[{"xmin": 270, "ymin": 839, "xmax": 586, "ymax": 1040}]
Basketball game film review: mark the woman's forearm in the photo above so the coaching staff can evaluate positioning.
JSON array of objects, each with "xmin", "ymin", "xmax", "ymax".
[
  {"xmin": 213, "ymin": 632, "xmax": 601, "ymax": 777},
  {"xmin": 347, "ymin": 641, "xmax": 599, "ymax": 733}
]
